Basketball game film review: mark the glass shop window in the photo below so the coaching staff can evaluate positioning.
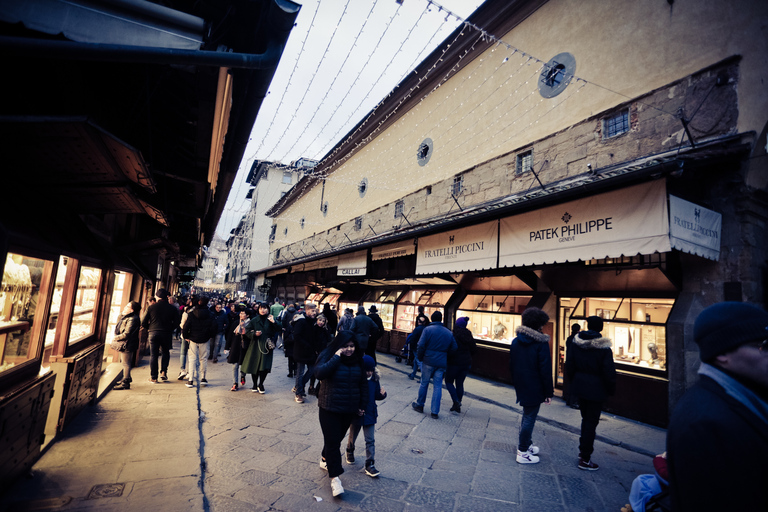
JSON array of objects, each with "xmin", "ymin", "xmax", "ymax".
[
  {"xmin": 457, "ymin": 294, "xmax": 531, "ymax": 345},
  {"xmin": 69, "ymin": 266, "xmax": 102, "ymax": 344},
  {"xmin": 0, "ymin": 253, "xmax": 54, "ymax": 376},
  {"xmin": 560, "ymin": 296, "xmax": 673, "ymax": 372}
]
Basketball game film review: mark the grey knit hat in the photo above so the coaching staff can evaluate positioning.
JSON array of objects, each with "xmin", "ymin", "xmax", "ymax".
[{"xmin": 693, "ymin": 302, "xmax": 768, "ymax": 361}]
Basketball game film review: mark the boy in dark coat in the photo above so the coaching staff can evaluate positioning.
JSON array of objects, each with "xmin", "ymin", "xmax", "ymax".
[
  {"xmin": 509, "ymin": 307, "xmax": 553, "ymax": 464},
  {"xmin": 345, "ymin": 355, "xmax": 387, "ymax": 477},
  {"xmin": 565, "ymin": 316, "xmax": 616, "ymax": 471}
]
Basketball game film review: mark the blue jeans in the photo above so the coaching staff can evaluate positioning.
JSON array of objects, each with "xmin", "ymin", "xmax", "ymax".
[
  {"xmin": 295, "ymin": 362, "xmax": 314, "ymax": 396},
  {"xmin": 519, "ymin": 404, "xmax": 540, "ymax": 452},
  {"xmin": 415, "ymin": 363, "xmax": 445, "ymax": 414},
  {"xmin": 445, "ymin": 363, "xmax": 470, "ymax": 404},
  {"xmin": 232, "ymin": 361, "xmax": 241, "ymax": 385},
  {"xmin": 179, "ymin": 337, "xmax": 189, "ymax": 372},
  {"xmin": 213, "ymin": 332, "xmax": 225, "ymax": 358}
]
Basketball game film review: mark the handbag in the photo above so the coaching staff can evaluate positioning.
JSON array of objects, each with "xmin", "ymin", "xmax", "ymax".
[
  {"xmin": 110, "ymin": 340, "xmax": 127, "ymax": 352},
  {"xmin": 266, "ymin": 338, "xmax": 276, "ymax": 351}
]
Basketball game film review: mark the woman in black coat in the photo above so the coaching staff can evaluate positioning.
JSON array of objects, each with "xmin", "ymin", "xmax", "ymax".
[
  {"xmin": 113, "ymin": 301, "xmax": 141, "ymax": 390},
  {"xmin": 446, "ymin": 316, "xmax": 477, "ymax": 413},
  {"xmin": 227, "ymin": 309, "xmax": 251, "ymax": 391},
  {"xmin": 565, "ymin": 316, "xmax": 616, "ymax": 471},
  {"xmin": 308, "ymin": 313, "xmax": 332, "ymax": 395},
  {"xmin": 313, "ymin": 330, "xmax": 367, "ymax": 497}
]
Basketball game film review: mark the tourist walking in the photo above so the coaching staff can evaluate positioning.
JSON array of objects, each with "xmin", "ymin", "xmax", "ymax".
[
  {"xmin": 141, "ymin": 288, "xmax": 180, "ymax": 383},
  {"xmin": 182, "ymin": 296, "xmax": 217, "ymax": 388},
  {"xmin": 412, "ymin": 311, "xmax": 457, "ymax": 418},
  {"xmin": 565, "ymin": 315, "xmax": 616, "ymax": 470},
  {"xmin": 292, "ymin": 302, "xmax": 318, "ymax": 402},
  {"xmin": 446, "ymin": 316, "xmax": 476, "ymax": 413},
  {"xmin": 241, "ymin": 302, "xmax": 278, "ymax": 393},
  {"xmin": 509, "ymin": 307, "xmax": 554, "ymax": 464},
  {"xmin": 226, "ymin": 308, "xmax": 250, "ymax": 391},
  {"xmin": 346, "ymin": 354, "xmax": 387, "ymax": 477},
  {"xmin": 314, "ymin": 331, "xmax": 367, "ymax": 497}
]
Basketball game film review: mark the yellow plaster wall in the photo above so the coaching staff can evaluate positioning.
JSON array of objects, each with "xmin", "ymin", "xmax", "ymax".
[{"xmin": 272, "ymin": 0, "xmax": 767, "ymax": 252}]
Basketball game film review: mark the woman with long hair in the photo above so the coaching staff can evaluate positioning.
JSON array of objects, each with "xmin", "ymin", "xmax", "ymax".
[
  {"xmin": 241, "ymin": 302, "xmax": 277, "ymax": 393},
  {"xmin": 314, "ymin": 331, "xmax": 367, "ymax": 497}
]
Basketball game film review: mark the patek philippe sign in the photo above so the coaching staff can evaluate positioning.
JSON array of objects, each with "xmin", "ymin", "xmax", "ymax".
[
  {"xmin": 337, "ymin": 250, "xmax": 367, "ymax": 276},
  {"xmin": 669, "ymin": 195, "xmax": 721, "ymax": 261},
  {"xmin": 499, "ymin": 180, "xmax": 672, "ymax": 267},
  {"xmin": 416, "ymin": 220, "xmax": 498, "ymax": 275}
]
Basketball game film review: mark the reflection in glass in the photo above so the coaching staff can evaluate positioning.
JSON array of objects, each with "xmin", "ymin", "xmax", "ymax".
[
  {"xmin": 1, "ymin": 253, "xmax": 51, "ymax": 374},
  {"xmin": 68, "ymin": 266, "xmax": 102, "ymax": 344}
]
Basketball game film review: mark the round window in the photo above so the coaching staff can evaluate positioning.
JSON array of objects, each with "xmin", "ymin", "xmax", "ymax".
[
  {"xmin": 417, "ymin": 138, "xmax": 433, "ymax": 167},
  {"xmin": 538, "ymin": 52, "xmax": 575, "ymax": 98},
  {"xmin": 322, "ymin": 201, "xmax": 329, "ymax": 217},
  {"xmin": 358, "ymin": 178, "xmax": 369, "ymax": 198},
  {"xmin": 300, "ymin": 217, "xmax": 305, "ymax": 229}
]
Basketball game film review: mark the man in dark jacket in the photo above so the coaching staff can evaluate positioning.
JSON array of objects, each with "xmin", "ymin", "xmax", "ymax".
[
  {"xmin": 182, "ymin": 296, "xmax": 217, "ymax": 388},
  {"xmin": 211, "ymin": 302, "xmax": 229, "ymax": 363},
  {"xmin": 509, "ymin": 307, "xmax": 553, "ymax": 464},
  {"xmin": 292, "ymin": 302, "xmax": 318, "ymax": 402},
  {"xmin": 412, "ymin": 311, "xmax": 457, "ymax": 418},
  {"xmin": 141, "ymin": 288, "xmax": 180, "ymax": 383},
  {"xmin": 565, "ymin": 316, "xmax": 616, "ymax": 471},
  {"xmin": 367, "ymin": 305, "xmax": 385, "ymax": 358},
  {"xmin": 446, "ymin": 316, "xmax": 477, "ymax": 413},
  {"xmin": 667, "ymin": 302, "xmax": 768, "ymax": 512},
  {"xmin": 352, "ymin": 306, "xmax": 380, "ymax": 361}
]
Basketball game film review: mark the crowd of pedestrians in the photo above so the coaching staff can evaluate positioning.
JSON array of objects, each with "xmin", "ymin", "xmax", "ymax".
[{"xmin": 108, "ymin": 292, "xmax": 768, "ymax": 507}]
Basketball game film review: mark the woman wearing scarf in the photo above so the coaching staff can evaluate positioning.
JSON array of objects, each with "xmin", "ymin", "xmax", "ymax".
[{"xmin": 113, "ymin": 301, "xmax": 141, "ymax": 390}]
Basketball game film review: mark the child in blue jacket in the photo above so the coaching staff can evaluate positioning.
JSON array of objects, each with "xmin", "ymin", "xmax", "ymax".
[{"xmin": 345, "ymin": 355, "xmax": 387, "ymax": 477}]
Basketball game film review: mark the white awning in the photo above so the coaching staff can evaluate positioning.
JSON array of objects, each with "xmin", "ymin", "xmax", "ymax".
[
  {"xmin": 669, "ymin": 195, "xmax": 721, "ymax": 261},
  {"xmin": 371, "ymin": 239, "xmax": 416, "ymax": 261},
  {"xmin": 337, "ymin": 250, "xmax": 367, "ymax": 277},
  {"xmin": 416, "ymin": 220, "xmax": 498, "ymax": 275},
  {"xmin": 499, "ymin": 180, "xmax": 672, "ymax": 267},
  {"xmin": 303, "ymin": 256, "xmax": 339, "ymax": 271}
]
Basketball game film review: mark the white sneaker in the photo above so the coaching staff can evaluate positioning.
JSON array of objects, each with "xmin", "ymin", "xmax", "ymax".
[
  {"xmin": 516, "ymin": 449, "xmax": 540, "ymax": 464},
  {"xmin": 330, "ymin": 476, "xmax": 344, "ymax": 497},
  {"xmin": 319, "ymin": 458, "xmax": 327, "ymax": 471},
  {"xmin": 527, "ymin": 444, "xmax": 540, "ymax": 455}
]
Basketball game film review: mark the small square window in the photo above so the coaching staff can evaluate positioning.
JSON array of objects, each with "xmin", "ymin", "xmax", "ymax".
[
  {"xmin": 603, "ymin": 109, "xmax": 629, "ymax": 139},
  {"xmin": 282, "ymin": 171, "xmax": 292, "ymax": 184},
  {"xmin": 452, "ymin": 175, "xmax": 463, "ymax": 196},
  {"xmin": 354, "ymin": 217, "xmax": 363, "ymax": 231},
  {"xmin": 426, "ymin": 185, "xmax": 432, "ymax": 196},
  {"xmin": 394, "ymin": 200, "xmax": 404, "ymax": 218},
  {"xmin": 516, "ymin": 150, "xmax": 533, "ymax": 175}
]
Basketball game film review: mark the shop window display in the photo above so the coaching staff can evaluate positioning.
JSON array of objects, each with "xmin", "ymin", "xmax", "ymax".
[
  {"xmin": 560, "ymin": 297, "xmax": 672, "ymax": 373},
  {"xmin": 457, "ymin": 294, "xmax": 531, "ymax": 345},
  {"xmin": 0, "ymin": 253, "xmax": 52, "ymax": 375},
  {"xmin": 395, "ymin": 289, "xmax": 452, "ymax": 331},
  {"xmin": 68, "ymin": 266, "xmax": 101, "ymax": 344},
  {"xmin": 363, "ymin": 289, "xmax": 403, "ymax": 330}
]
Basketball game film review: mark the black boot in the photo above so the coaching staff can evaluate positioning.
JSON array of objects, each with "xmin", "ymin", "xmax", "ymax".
[
  {"xmin": 365, "ymin": 460, "xmax": 380, "ymax": 477},
  {"xmin": 114, "ymin": 381, "xmax": 130, "ymax": 390},
  {"xmin": 450, "ymin": 401, "xmax": 461, "ymax": 413}
]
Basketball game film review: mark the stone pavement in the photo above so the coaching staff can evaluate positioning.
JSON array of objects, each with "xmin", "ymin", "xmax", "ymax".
[{"xmin": 0, "ymin": 340, "xmax": 666, "ymax": 512}]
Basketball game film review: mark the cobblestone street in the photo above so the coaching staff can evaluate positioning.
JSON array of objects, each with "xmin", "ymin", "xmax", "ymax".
[{"xmin": 2, "ymin": 342, "xmax": 665, "ymax": 512}]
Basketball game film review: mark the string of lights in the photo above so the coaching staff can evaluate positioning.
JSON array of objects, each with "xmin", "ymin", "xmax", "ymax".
[{"xmin": 217, "ymin": 0, "xmax": 688, "ymax": 269}]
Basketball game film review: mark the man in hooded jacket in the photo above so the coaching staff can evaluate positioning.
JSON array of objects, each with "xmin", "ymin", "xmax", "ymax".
[
  {"xmin": 565, "ymin": 315, "xmax": 616, "ymax": 471},
  {"xmin": 509, "ymin": 307, "xmax": 553, "ymax": 464}
]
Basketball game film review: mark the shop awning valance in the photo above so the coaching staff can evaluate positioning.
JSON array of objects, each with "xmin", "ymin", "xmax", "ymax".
[
  {"xmin": 303, "ymin": 256, "xmax": 339, "ymax": 271},
  {"xmin": 372, "ymin": 239, "xmax": 416, "ymax": 261},
  {"xmin": 416, "ymin": 220, "xmax": 498, "ymax": 275},
  {"xmin": 499, "ymin": 181, "xmax": 672, "ymax": 267},
  {"xmin": 337, "ymin": 250, "xmax": 367, "ymax": 277},
  {"xmin": 669, "ymin": 195, "xmax": 721, "ymax": 261}
]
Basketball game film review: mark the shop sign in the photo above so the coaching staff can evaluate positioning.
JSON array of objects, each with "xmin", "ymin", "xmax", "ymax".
[
  {"xmin": 416, "ymin": 220, "xmax": 498, "ymax": 275},
  {"xmin": 499, "ymin": 180, "xmax": 671, "ymax": 267},
  {"xmin": 337, "ymin": 250, "xmax": 367, "ymax": 276},
  {"xmin": 371, "ymin": 239, "xmax": 416, "ymax": 261},
  {"xmin": 303, "ymin": 256, "xmax": 339, "ymax": 271},
  {"xmin": 669, "ymin": 195, "xmax": 721, "ymax": 261}
]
